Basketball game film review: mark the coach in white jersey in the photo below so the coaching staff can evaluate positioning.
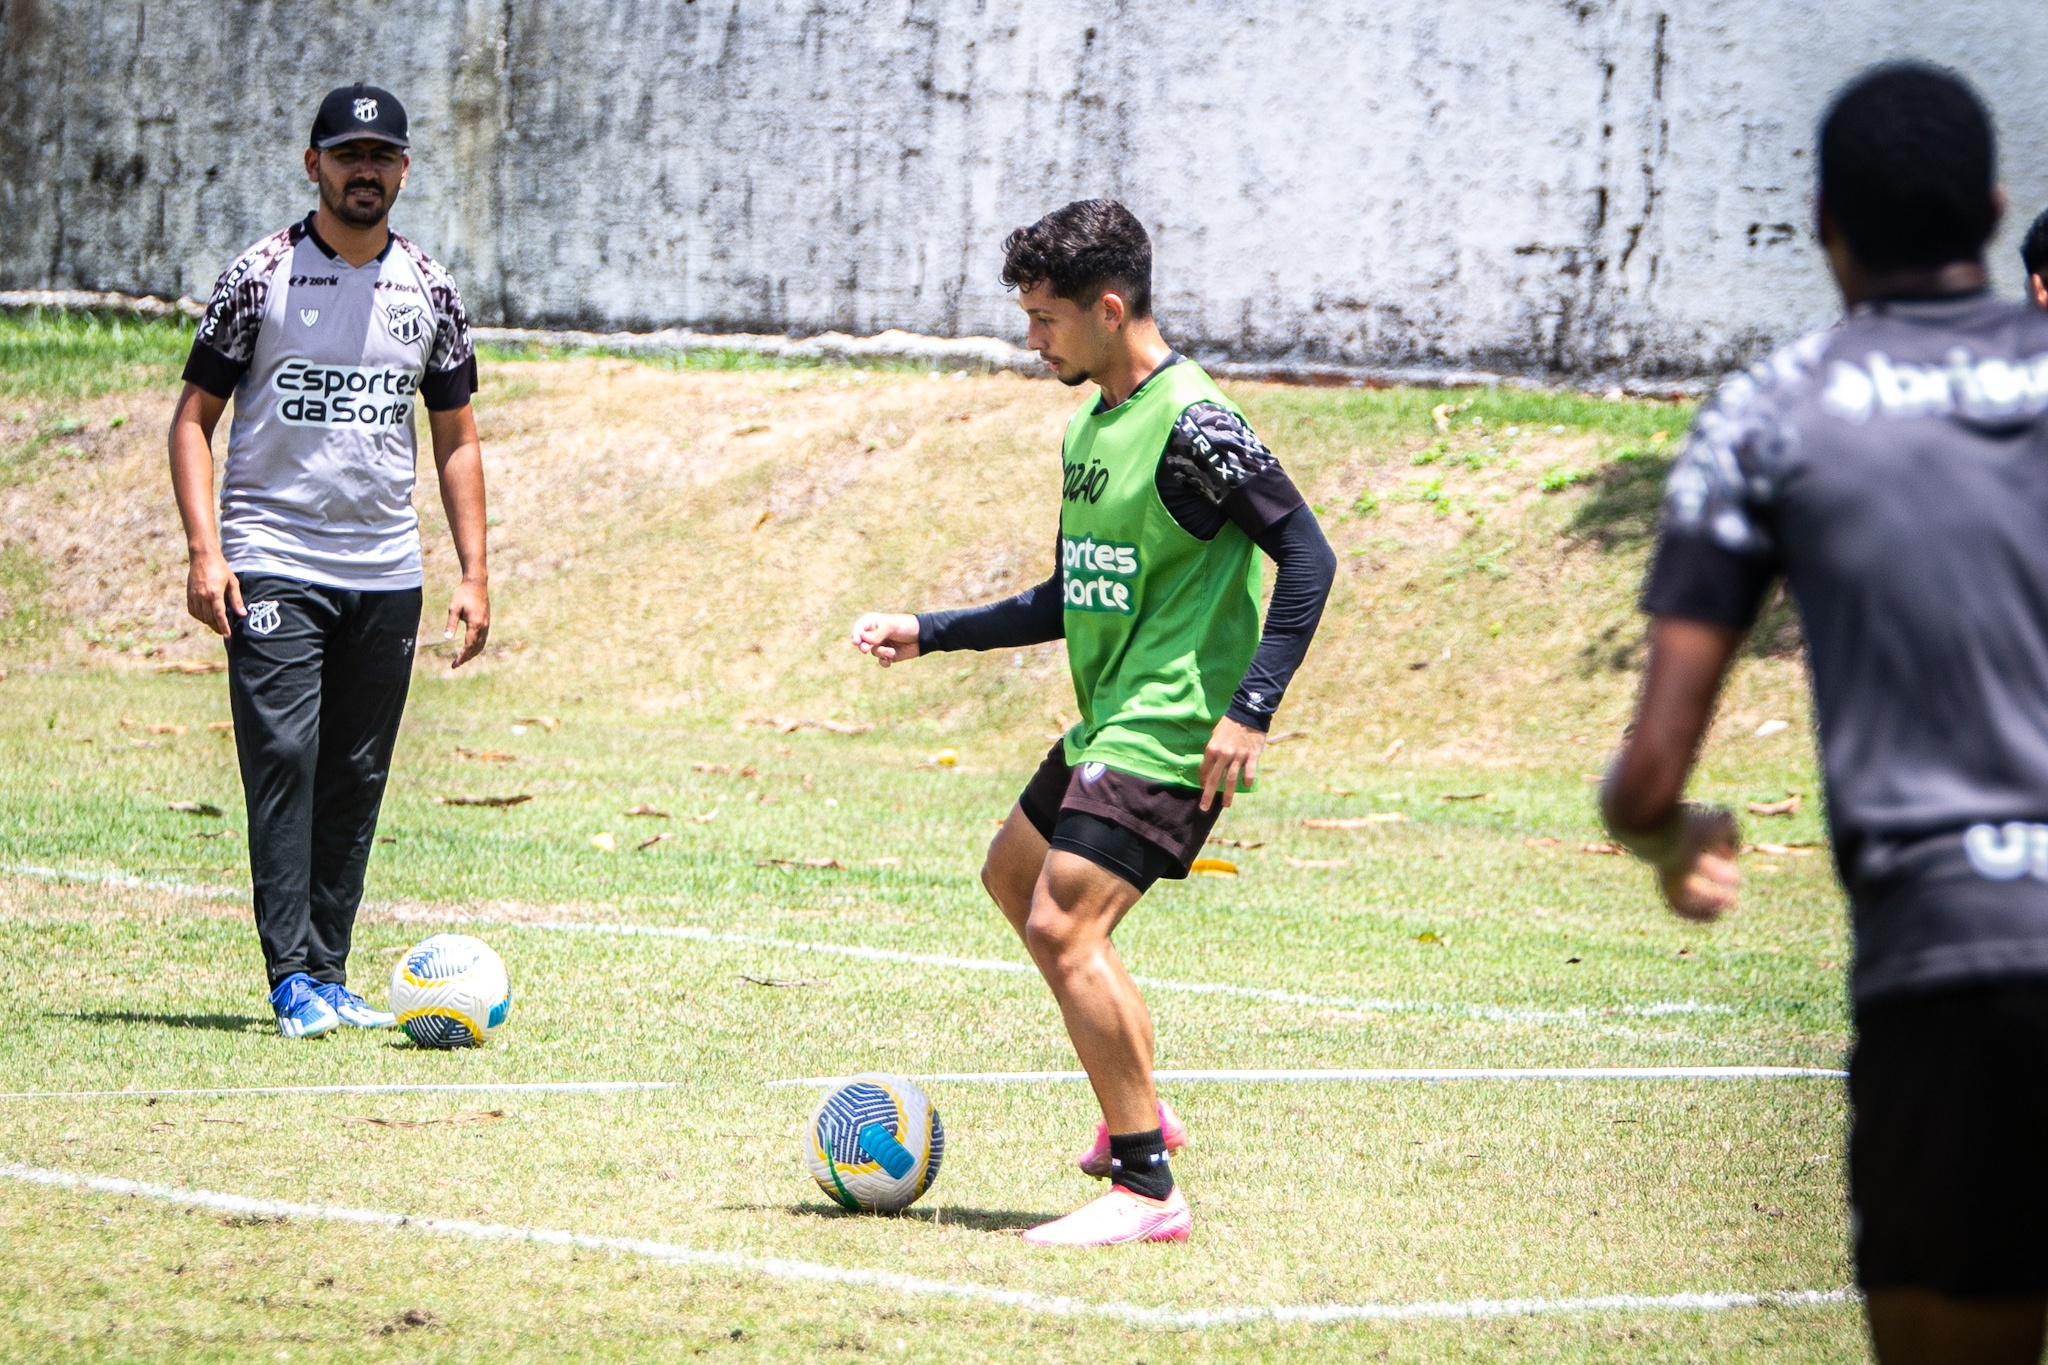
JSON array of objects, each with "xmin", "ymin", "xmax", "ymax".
[{"xmin": 168, "ymin": 84, "xmax": 490, "ymax": 1040}]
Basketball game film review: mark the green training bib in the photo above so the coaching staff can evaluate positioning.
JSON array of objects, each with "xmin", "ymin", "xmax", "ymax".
[{"xmin": 1058, "ymin": 360, "xmax": 1261, "ymax": 789}]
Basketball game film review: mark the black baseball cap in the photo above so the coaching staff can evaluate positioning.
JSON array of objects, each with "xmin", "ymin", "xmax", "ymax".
[{"xmin": 310, "ymin": 84, "xmax": 409, "ymax": 150}]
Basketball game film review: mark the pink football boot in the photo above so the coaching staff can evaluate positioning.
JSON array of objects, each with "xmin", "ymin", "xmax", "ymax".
[
  {"xmin": 1022, "ymin": 1185, "xmax": 1192, "ymax": 1247},
  {"xmin": 1076, "ymin": 1098, "xmax": 1188, "ymax": 1178}
]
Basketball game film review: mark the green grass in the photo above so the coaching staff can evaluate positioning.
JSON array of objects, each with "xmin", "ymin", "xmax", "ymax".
[
  {"xmin": 0, "ymin": 309, "xmax": 195, "ymax": 400},
  {"xmin": 0, "ymin": 349, "xmax": 1859, "ymax": 1361}
]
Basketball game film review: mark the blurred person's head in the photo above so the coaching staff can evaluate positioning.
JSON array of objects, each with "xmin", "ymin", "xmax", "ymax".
[
  {"xmin": 2022, "ymin": 209, "xmax": 2048, "ymax": 308},
  {"xmin": 1817, "ymin": 62, "xmax": 2003, "ymax": 302},
  {"xmin": 1000, "ymin": 199, "xmax": 1155, "ymax": 387}
]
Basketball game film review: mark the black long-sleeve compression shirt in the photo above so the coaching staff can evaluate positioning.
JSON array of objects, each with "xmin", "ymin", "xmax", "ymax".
[{"xmin": 916, "ymin": 359, "xmax": 1336, "ymax": 731}]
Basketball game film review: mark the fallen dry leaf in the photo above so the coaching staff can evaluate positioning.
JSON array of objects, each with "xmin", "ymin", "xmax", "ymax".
[
  {"xmin": 514, "ymin": 715, "xmax": 560, "ymax": 731},
  {"xmin": 687, "ymin": 809, "xmax": 719, "ymax": 824},
  {"xmin": 1747, "ymin": 793, "xmax": 1802, "ymax": 816},
  {"xmin": 758, "ymin": 716, "xmax": 872, "ymax": 736},
  {"xmin": 738, "ymin": 974, "xmax": 826, "ymax": 988},
  {"xmin": 1319, "ymin": 785, "xmax": 1357, "ymax": 797},
  {"xmin": 167, "ymin": 800, "xmax": 225, "ymax": 817},
  {"xmin": 758, "ymin": 857, "xmax": 847, "ymax": 870},
  {"xmin": 345, "ymin": 1110, "xmax": 504, "ymax": 1130},
  {"xmin": 1747, "ymin": 842, "xmax": 1817, "ymax": 857},
  {"xmin": 591, "ymin": 831, "xmax": 617, "ymax": 852},
  {"xmin": 1190, "ymin": 857, "xmax": 1239, "ymax": 876},
  {"xmin": 1286, "ymin": 856, "xmax": 1349, "ymax": 869},
  {"xmin": 454, "ymin": 747, "xmax": 517, "ymax": 762},
  {"xmin": 147, "ymin": 723, "xmax": 188, "ymax": 736},
  {"xmin": 190, "ymin": 829, "xmax": 239, "ymax": 840},
  {"xmin": 1380, "ymin": 738, "xmax": 1406, "ymax": 761},
  {"xmin": 691, "ymin": 761, "xmax": 732, "ymax": 775},
  {"xmin": 751, "ymin": 509, "xmax": 772, "ymax": 529},
  {"xmin": 1207, "ymin": 837, "xmax": 1265, "ymax": 849},
  {"xmin": 154, "ymin": 660, "xmax": 225, "ymax": 675},
  {"xmin": 1415, "ymin": 931, "xmax": 1444, "ymax": 944},
  {"xmin": 433, "ymin": 794, "xmax": 534, "ymax": 808},
  {"xmin": 1525, "ymin": 836, "xmax": 1562, "ymax": 848},
  {"xmin": 1440, "ymin": 792, "xmax": 1491, "ymax": 802},
  {"xmin": 623, "ymin": 804, "xmax": 670, "ymax": 819},
  {"xmin": 635, "ymin": 831, "xmax": 674, "ymax": 852},
  {"xmin": 1302, "ymin": 814, "xmax": 1407, "ymax": 830},
  {"xmin": 1582, "ymin": 842, "xmax": 1624, "ymax": 855},
  {"xmin": 206, "ymin": 721, "xmax": 234, "ymax": 734},
  {"xmin": 1754, "ymin": 719, "xmax": 1790, "ymax": 738}
]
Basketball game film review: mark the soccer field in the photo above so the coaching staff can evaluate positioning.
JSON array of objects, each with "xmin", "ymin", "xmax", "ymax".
[{"xmin": 0, "ymin": 315, "xmax": 1860, "ymax": 1361}]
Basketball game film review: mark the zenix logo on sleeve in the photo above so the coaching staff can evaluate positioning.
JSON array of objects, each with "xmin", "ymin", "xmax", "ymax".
[{"xmin": 272, "ymin": 359, "xmax": 419, "ymax": 428}]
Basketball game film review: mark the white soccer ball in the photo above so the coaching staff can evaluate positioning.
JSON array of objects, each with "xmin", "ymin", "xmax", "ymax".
[
  {"xmin": 805, "ymin": 1072, "xmax": 944, "ymax": 1213},
  {"xmin": 389, "ymin": 933, "xmax": 510, "ymax": 1048}
]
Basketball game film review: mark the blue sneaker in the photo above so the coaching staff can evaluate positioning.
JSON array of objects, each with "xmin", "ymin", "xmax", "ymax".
[
  {"xmin": 270, "ymin": 973, "xmax": 341, "ymax": 1039},
  {"xmin": 312, "ymin": 980, "xmax": 395, "ymax": 1029}
]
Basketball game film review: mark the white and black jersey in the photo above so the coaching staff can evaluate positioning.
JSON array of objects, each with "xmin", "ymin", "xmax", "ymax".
[
  {"xmin": 1646, "ymin": 291, "xmax": 2048, "ymax": 1003},
  {"xmin": 184, "ymin": 214, "xmax": 477, "ymax": 591}
]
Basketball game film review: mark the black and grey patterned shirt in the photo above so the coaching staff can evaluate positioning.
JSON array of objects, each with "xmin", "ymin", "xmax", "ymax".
[
  {"xmin": 1645, "ymin": 290, "xmax": 2048, "ymax": 1001},
  {"xmin": 183, "ymin": 214, "xmax": 477, "ymax": 590}
]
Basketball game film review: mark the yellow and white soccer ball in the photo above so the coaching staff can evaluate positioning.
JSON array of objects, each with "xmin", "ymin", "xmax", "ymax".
[
  {"xmin": 389, "ymin": 933, "xmax": 510, "ymax": 1048},
  {"xmin": 805, "ymin": 1072, "xmax": 944, "ymax": 1213}
]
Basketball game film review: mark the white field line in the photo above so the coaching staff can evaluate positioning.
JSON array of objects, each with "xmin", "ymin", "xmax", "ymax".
[
  {"xmin": 0, "ymin": 1161, "xmax": 1850, "ymax": 1328},
  {"xmin": 7, "ymin": 862, "xmax": 1730, "ymax": 1028},
  {"xmin": 516, "ymin": 918, "xmax": 1726, "ymax": 1028},
  {"xmin": 767, "ymin": 1066, "xmax": 1848, "ymax": 1088},
  {"xmin": 0, "ymin": 1081, "xmax": 688, "ymax": 1101},
  {"xmin": 0, "ymin": 1067, "xmax": 1848, "ymax": 1103}
]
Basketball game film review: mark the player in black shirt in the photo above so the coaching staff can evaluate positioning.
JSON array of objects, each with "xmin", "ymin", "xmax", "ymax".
[{"xmin": 1602, "ymin": 64, "xmax": 2048, "ymax": 1363}]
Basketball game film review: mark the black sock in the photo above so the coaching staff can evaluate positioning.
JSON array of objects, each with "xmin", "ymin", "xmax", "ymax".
[{"xmin": 1108, "ymin": 1127, "xmax": 1174, "ymax": 1201}]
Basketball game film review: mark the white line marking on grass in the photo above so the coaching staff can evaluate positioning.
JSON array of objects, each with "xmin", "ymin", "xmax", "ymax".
[
  {"xmin": 6, "ymin": 863, "xmax": 1732, "ymax": 1028},
  {"xmin": 0, "ymin": 1081, "xmax": 688, "ymax": 1102},
  {"xmin": 4, "ymin": 863, "xmax": 235, "ymax": 901},
  {"xmin": 0, "ymin": 1066, "xmax": 1846, "ymax": 1103},
  {"xmin": 516, "ymin": 918, "xmax": 1728, "ymax": 1028},
  {"xmin": 0, "ymin": 1161, "xmax": 1850, "ymax": 1328},
  {"xmin": 767, "ymin": 1066, "xmax": 1847, "ymax": 1088}
]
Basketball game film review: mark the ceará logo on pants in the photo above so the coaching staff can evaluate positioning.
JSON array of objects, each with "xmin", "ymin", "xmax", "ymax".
[
  {"xmin": 1062, "ymin": 534, "xmax": 1140, "ymax": 614},
  {"xmin": 273, "ymin": 360, "xmax": 418, "ymax": 428}
]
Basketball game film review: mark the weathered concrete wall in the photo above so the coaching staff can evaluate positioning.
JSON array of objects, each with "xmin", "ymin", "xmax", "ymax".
[{"xmin": 4, "ymin": 0, "xmax": 2046, "ymax": 378}]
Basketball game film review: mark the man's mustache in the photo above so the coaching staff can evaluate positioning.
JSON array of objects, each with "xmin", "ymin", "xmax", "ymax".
[{"xmin": 344, "ymin": 180, "xmax": 387, "ymax": 195}]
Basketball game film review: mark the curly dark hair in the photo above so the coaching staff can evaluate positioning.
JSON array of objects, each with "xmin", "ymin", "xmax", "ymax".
[
  {"xmin": 1819, "ymin": 62, "xmax": 1998, "ymax": 272},
  {"xmin": 2024, "ymin": 207, "xmax": 2048, "ymax": 280},
  {"xmin": 999, "ymin": 199, "xmax": 1153, "ymax": 318}
]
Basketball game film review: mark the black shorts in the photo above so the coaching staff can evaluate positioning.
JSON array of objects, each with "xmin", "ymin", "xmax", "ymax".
[
  {"xmin": 1850, "ymin": 978, "xmax": 2048, "ymax": 1296},
  {"xmin": 1015, "ymin": 742, "xmax": 1223, "ymax": 894}
]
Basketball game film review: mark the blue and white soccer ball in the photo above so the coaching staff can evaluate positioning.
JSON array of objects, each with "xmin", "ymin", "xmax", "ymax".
[
  {"xmin": 805, "ymin": 1072, "xmax": 944, "ymax": 1213},
  {"xmin": 389, "ymin": 933, "xmax": 511, "ymax": 1048}
]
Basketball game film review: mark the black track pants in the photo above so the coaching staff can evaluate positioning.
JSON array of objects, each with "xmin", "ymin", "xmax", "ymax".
[{"xmin": 225, "ymin": 573, "xmax": 420, "ymax": 988}]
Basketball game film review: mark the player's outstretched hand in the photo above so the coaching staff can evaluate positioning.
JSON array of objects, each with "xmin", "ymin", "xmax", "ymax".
[
  {"xmin": 1198, "ymin": 715, "xmax": 1266, "ymax": 811},
  {"xmin": 446, "ymin": 577, "xmax": 490, "ymax": 669},
  {"xmin": 1658, "ymin": 805, "xmax": 1741, "ymax": 922},
  {"xmin": 186, "ymin": 550, "xmax": 245, "ymax": 637},
  {"xmin": 851, "ymin": 612, "xmax": 921, "ymax": 667}
]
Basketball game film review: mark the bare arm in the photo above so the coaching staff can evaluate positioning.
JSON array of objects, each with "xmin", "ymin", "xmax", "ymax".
[
  {"xmin": 428, "ymin": 403, "xmax": 490, "ymax": 668},
  {"xmin": 168, "ymin": 383, "xmax": 243, "ymax": 636},
  {"xmin": 1600, "ymin": 616, "xmax": 1746, "ymax": 920}
]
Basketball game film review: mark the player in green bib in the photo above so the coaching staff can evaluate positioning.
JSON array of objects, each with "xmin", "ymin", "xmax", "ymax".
[{"xmin": 852, "ymin": 200, "xmax": 1336, "ymax": 1245}]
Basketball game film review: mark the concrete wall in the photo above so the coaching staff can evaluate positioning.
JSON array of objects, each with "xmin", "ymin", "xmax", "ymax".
[{"xmin": 4, "ymin": 0, "xmax": 2045, "ymax": 379}]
